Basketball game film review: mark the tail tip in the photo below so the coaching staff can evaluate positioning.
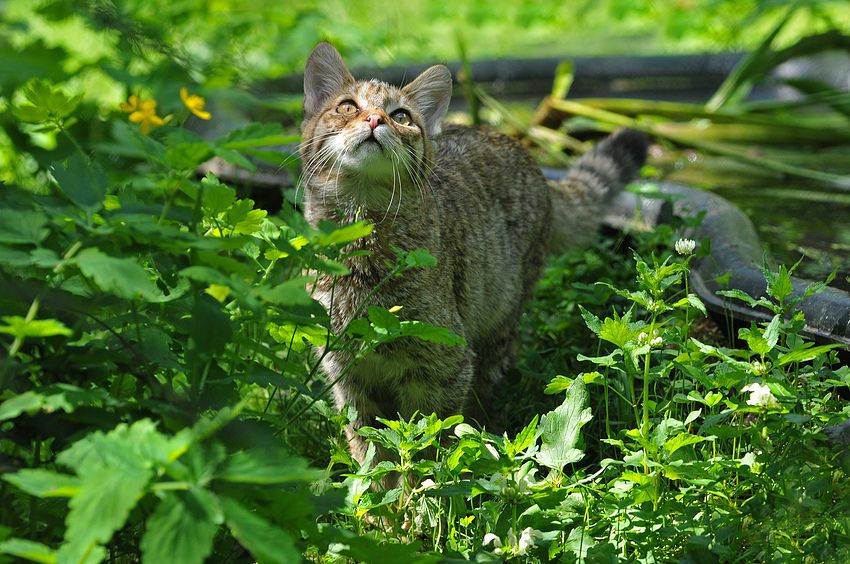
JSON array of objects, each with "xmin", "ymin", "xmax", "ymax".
[{"xmin": 605, "ymin": 128, "xmax": 650, "ymax": 175}]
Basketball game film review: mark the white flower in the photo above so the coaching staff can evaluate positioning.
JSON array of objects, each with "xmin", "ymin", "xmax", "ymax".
[
  {"xmin": 518, "ymin": 527, "xmax": 543, "ymax": 555},
  {"xmin": 419, "ymin": 478, "xmax": 436, "ymax": 489},
  {"xmin": 675, "ymin": 238, "xmax": 696, "ymax": 256},
  {"xmin": 483, "ymin": 533, "xmax": 503, "ymax": 555},
  {"xmin": 742, "ymin": 382, "xmax": 780, "ymax": 410}
]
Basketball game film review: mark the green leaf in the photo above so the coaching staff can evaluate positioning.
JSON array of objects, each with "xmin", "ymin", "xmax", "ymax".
[
  {"xmin": 267, "ymin": 322, "xmax": 329, "ymax": 351},
  {"xmin": 65, "ymin": 467, "xmax": 152, "ymax": 546},
  {"xmin": 215, "ymin": 449, "xmax": 321, "ymax": 485},
  {"xmin": 252, "ymin": 278, "xmax": 315, "ymax": 307},
  {"xmin": 20, "ymin": 78, "xmax": 81, "ymax": 119},
  {"xmin": 0, "ymin": 316, "xmax": 72, "ymax": 338},
  {"xmin": 0, "ymin": 539, "xmax": 56, "ymax": 564},
  {"xmin": 368, "ymin": 306, "xmax": 401, "ymax": 332},
  {"xmin": 316, "ymin": 222, "xmax": 373, "ymax": 247},
  {"xmin": 73, "ymin": 247, "xmax": 161, "ymax": 300},
  {"xmin": 50, "ymin": 153, "xmax": 107, "ymax": 215},
  {"xmin": 0, "ymin": 391, "xmax": 45, "ymax": 420},
  {"xmin": 3, "ymin": 468, "xmax": 82, "ymax": 498},
  {"xmin": 56, "ymin": 419, "xmax": 170, "ymax": 476},
  {"xmin": 188, "ymin": 294, "xmax": 233, "ymax": 359},
  {"xmin": 598, "ymin": 316, "xmax": 637, "ymax": 348},
  {"xmin": 219, "ymin": 496, "xmax": 301, "ymax": 564},
  {"xmin": 201, "ymin": 176, "xmax": 237, "ymax": 215},
  {"xmin": 776, "ymin": 343, "xmax": 841, "ymax": 367},
  {"xmin": 400, "ymin": 320, "xmax": 467, "ymax": 346},
  {"xmin": 537, "ymin": 376, "xmax": 592, "ymax": 470},
  {"xmin": 140, "ymin": 488, "xmax": 220, "ymax": 564},
  {"xmin": 663, "ymin": 432, "xmax": 705, "ymax": 456},
  {"xmin": 0, "ymin": 209, "xmax": 50, "ymax": 244}
]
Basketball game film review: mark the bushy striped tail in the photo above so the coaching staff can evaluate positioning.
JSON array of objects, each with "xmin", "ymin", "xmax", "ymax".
[{"xmin": 548, "ymin": 129, "xmax": 649, "ymax": 253}]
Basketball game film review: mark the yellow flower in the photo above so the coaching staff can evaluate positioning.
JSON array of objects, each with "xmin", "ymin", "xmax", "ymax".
[
  {"xmin": 180, "ymin": 88, "xmax": 211, "ymax": 120},
  {"xmin": 120, "ymin": 95, "xmax": 164, "ymax": 135}
]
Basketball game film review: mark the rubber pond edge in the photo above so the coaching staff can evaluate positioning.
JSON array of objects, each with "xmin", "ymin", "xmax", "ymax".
[{"xmin": 540, "ymin": 170, "xmax": 850, "ymax": 350}]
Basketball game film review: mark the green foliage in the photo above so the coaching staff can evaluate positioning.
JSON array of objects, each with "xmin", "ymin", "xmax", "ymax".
[{"xmin": 1, "ymin": 2, "xmax": 849, "ymax": 563}]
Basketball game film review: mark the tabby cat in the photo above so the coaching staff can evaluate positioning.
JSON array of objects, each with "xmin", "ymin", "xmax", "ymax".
[{"xmin": 299, "ymin": 42, "xmax": 648, "ymax": 473}]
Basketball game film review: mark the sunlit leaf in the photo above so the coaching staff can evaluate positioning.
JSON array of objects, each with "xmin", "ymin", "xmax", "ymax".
[{"xmin": 139, "ymin": 488, "xmax": 220, "ymax": 564}]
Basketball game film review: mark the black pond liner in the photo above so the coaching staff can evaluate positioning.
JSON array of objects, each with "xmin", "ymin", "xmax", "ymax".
[{"xmin": 541, "ymin": 170, "xmax": 850, "ymax": 350}]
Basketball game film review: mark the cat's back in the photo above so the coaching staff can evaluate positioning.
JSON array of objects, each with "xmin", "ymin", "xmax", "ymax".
[{"xmin": 430, "ymin": 124, "xmax": 550, "ymax": 230}]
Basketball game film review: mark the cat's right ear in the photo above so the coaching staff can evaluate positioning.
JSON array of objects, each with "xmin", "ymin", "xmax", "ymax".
[{"xmin": 303, "ymin": 42, "xmax": 355, "ymax": 118}]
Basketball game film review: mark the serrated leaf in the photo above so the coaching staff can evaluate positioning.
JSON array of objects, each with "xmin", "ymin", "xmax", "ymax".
[
  {"xmin": 56, "ymin": 419, "xmax": 168, "ymax": 476},
  {"xmin": 599, "ymin": 316, "xmax": 637, "ymax": 348},
  {"xmin": 73, "ymin": 247, "xmax": 161, "ymax": 300},
  {"xmin": 537, "ymin": 376, "xmax": 591, "ymax": 470},
  {"xmin": 215, "ymin": 449, "xmax": 321, "ymax": 485},
  {"xmin": 367, "ymin": 306, "xmax": 401, "ymax": 332},
  {"xmin": 232, "ymin": 208, "xmax": 267, "ymax": 234},
  {"xmin": 0, "ymin": 316, "xmax": 72, "ymax": 338},
  {"xmin": 202, "ymin": 178, "xmax": 237, "ymax": 215},
  {"xmin": 65, "ymin": 467, "xmax": 152, "ymax": 546},
  {"xmin": 219, "ymin": 496, "xmax": 301, "ymax": 564},
  {"xmin": 0, "ymin": 208, "xmax": 50, "ymax": 244},
  {"xmin": 3, "ymin": 468, "xmax": 82, "ymax": 498},
  {"xmin": 140, "ymin": 488, "xmax": 219, "ymax": 564},
  {"xmin": 0, "ymin": 539, "xmax": 56, "ymax": 564}
]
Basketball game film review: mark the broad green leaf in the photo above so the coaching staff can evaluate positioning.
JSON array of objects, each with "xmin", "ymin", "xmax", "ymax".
[
  {"xmin": 65, "ymin": 467, "xmax": 152, "ymax": 546},
  {"xmin": 317, "ymin": 222, "xmax": 373, "ymax": 246},
  {"xmin": 139, "ymin": 488, "xmax": 220, "ymax": 564},
  {"xmin": 202, "ymin": 176, "xmax": 237, "ymax": 215},
  {"xmin": 219, "ymin": 496, "xmax": 301, "ymax": 564},
  {"xmin": 403, "ymin": 248, "xmax": 438, "ymax": 268},
  {"xmin": 776, "ymin": 343, "xmax": 841, "ymax": 367},
  {"xmin": 0, "ymin": 391, "xmax": 44, "ymax": 420},
  {"xmin": 166, "ymin": 142, "xmax": 212, "ymax": 171},
  {"xmin": 599, "ymin": 316, "xmax": 637, "ymax": 348},
  {"xmin": 50, "ymin": 153, "xmax": 107, "ymax": 215},
  {"xmin": 232, "ymin": 208, "xmax": 267, "ymax": 235},
  {"xmin": 0, "ymin": 209, "xmax": 50, "ymax": 244},
  {"xmin": 54, "ymin": 539, "xmax": 106, "ymax": 564},
  {"xmin": 73, "ymin": 247, "xmax": 161, "ymax": 300},
  {"xmin": 252, "ymin": 278, "xmax": 315, "ymax": 307},
  {"xmin": 400, "ymin": 320, "xmax": 466, "ymax": 345},
  {"xmin": 20, "ymin": 78, "xmax": 80, "ymax": 119},
  {"xmin": 3, "ymin": 468, "xmax": 82, "ymax": 498},
  {"xmin": 267, "ymin": 322, "xmax": 329, "ymax": 351},
  {"xmin": 56, "ymin": 419, "xmax": 169, "ymax": 476},
  {"xmin": 663, "ymin": 432, "xmax": 705, "ymax": 456},
  {"xmin": 215, "ymin": 449, "xmax": 321, "ymax": 485},
  {"xmin": 537, "ymin": 376, "xmax": 592, "ymax": 470},
  {"xmin": 367, "ymin": 306, "xmax": 400, "ymax": 332},
  {"xmin": 0, "ymin": 316, "xmax": 72, "ymax": 338},
  {"xmin": 0, "ymin": 539, "xmax": 56, "ymax": 564}
]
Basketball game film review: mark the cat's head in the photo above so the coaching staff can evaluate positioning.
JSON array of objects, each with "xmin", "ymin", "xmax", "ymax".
[{"xmin": 299, "ymin": 42, "xmax": 452, "ymax": 212}]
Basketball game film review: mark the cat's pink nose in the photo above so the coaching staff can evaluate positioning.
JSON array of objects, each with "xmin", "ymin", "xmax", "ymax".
[{"xmin": 365, "ymin": 113, "xmax": 383, "ymax": 130}]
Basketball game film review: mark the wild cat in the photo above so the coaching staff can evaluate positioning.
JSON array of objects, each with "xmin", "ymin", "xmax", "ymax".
[{"xmin": 299, "ymin": 42, "xmax": 648, "ymax": 474}]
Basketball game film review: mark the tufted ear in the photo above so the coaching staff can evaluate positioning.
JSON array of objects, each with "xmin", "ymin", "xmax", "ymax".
[
  {"xmin": 402, "ymin": 65, "xmax": 453, "ymax": 138},
  {"xmin": 303, "ymin": 42, "xmax": 355, "ymax": 118}
]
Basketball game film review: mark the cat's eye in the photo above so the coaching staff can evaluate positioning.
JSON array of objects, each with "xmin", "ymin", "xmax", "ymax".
[
  {"xmin": 390, "ymin": 109, "xmax": 412, "ymax": 126},
  {"xmin": 337, "ymin": 101, "xmax": 359, "ymax": 116}
]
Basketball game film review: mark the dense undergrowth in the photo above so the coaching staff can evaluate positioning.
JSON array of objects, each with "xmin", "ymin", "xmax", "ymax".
[{"xmin": 2, "ymin": 2, "xmax": 850, "ymax": 563}]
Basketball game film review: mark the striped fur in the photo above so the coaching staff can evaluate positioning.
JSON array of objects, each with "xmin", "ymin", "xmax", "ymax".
[{"xmin": 299, "ymin": 43, "xmax": 648, "ymax": 480}]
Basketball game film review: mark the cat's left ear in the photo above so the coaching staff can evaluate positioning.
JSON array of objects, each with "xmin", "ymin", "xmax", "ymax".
[
  {"xmin": 304, "ymin": 42, "xmax": 356, "ymax": 118},
  {"xmin": 403, "ymin": 65, "xmax": 453, "ymax": 138}
]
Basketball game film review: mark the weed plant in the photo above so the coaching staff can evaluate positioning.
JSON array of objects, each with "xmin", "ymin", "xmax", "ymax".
[{"xmin": 1, "ymin": 3, "xmax": 850, "ymax": 563}]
